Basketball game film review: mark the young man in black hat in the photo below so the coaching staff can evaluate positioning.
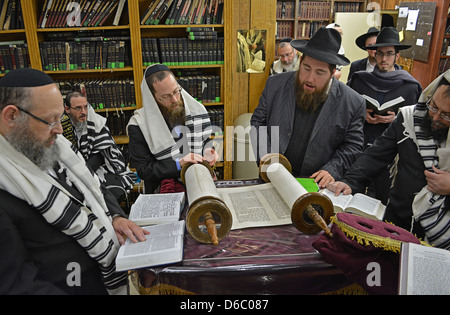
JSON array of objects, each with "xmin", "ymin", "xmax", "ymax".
[
  {"xmin": 127, "ymin": 64, "xmax": 217, "ymax": 193},
  {"xmin": 251, "ymin": 27, "xmax": 366, "ymax": 188},
  {"xmin": 328, "ymin": 70, "xmax": 450, "ymax": 249},
  {"xmin": 347, "ymin": 27, "xmax": 380, "ymax": 81},
  {"xmin": 270, "ymin": 37, "xmax": 301, "ymax": 75},
  {"xmin": 347, "ymin": 26, "xmax": 422, "ymax": 203},
  {"xmin": 0, "ymin": 68, "xmax": 149, "ymax": 294}
]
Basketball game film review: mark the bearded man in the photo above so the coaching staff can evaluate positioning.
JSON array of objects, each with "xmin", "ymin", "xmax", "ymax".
[
  {"xmin": 251, "ymin": 27, "xmax": 366, "ymax": 188},
  {"xmin": 0, "ymin": 68, "xmax": 148, "ymax": 294},
  {"xmin": 62, "ymin": 92, "xmax": 135, "ymax": 202},
  {"xmin": 328, "ymin": 70, "xmax": 450, "ymax": 250},
  {"xmin": 127, "ymin": 64, "xmax": 217, "ymax": 193}
]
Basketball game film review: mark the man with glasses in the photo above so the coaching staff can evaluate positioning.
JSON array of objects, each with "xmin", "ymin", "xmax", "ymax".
[
  {"xmin": 62, "ymin": 91, "xmax": 135, "ymax": 203},
  {"xmin": 0, "ymin": 68, "xmax": 148, "ymax": 294},
  {"xmin": 347, "ymin": 26, "xmax": 422, "ymax": 203},
  {"xmin": 127, "ymin": 64, "xmax": 216, "ymax": 193},
  {"xmin": 328, "ymin": 70, "xmax": 450, "ymax": 249},
  {"xmin": 270, "ymin": 37, "xmax": 300, "ymax": 75},
  {"xmin": 251, "ymin": 27, "xmax": 366, "ymax": 189}
]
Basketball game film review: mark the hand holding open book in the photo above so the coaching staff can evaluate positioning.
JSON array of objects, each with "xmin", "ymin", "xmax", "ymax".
[
  {"xmin": 320, "ymin": 189, "xmax": 386, "ymax": 221},
  {"xmin": 362, "ymin": 95, "xmax": 405, "ymax": 116}
]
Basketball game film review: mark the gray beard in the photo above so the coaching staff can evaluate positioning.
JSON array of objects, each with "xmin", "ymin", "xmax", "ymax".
[{"xmin": 5, "ymin": 121, "xmax": 60, "ymax": 171}]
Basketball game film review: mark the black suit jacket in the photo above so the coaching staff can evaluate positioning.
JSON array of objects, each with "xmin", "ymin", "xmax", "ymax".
[{"xmin": 347, "ymin": 58, "xmax": 368, "ymax": 82}]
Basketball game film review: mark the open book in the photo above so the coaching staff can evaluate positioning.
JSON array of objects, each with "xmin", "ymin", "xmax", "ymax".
[
  {"xmin": 399, "ymin": 242, "xmax": 450, "ymax": 295},
  {"xmin": 362, "ymin": 95, "xmax": 405, "ymax": 116},
  {"xmin": 321, "ymin": 189, "xmax": 386, "ymax": 220},
  {"xmin": 115, "ymin": 220, "xmax": 185, "ymax": 271},
  {"xmin": 128, "ymin": 192, "xmax": 185, "ymax": 226}
]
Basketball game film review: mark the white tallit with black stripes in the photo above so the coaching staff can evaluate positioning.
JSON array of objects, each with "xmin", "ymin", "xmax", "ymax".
[
  {"xmin": 126, "ymin": 72, "xmax": 212, "ymax": 161},
  {"xmin": 402, "ymin": 70, "xmax": 450, "ymax": 249},
  {"xmin": 77, "ymin": 105, "xmax": 135, "ymax": 191},
  {"xmin": 0, "ymin": 133, "xmax": 127, "ymax": 294}
]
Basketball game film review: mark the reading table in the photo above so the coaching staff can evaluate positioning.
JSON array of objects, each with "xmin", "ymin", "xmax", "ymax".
[{"xmin": 136, "ymin": 179, "xmax": 355, "ymax": 295}]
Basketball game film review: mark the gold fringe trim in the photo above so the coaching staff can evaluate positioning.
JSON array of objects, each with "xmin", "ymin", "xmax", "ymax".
[
  {"xmin": 331, "ymin": 216, "xmax": 430, "ymax": 253},
  {"xmin": 139, "ymin": 283, "xmax": 196, "ymax": 295},
  {"xmin": 321, "ymin": 283, "xmax": 368, "ymax": 295}
]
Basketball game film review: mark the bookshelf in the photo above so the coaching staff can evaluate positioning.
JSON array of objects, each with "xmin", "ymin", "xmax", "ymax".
[
  {"xmin": 2, "ymin": 0, "xmax": 232, "ymax": 179},
  {"xmin": 275, "ymin": 0, "xmax": 365, "ymax": 58}
]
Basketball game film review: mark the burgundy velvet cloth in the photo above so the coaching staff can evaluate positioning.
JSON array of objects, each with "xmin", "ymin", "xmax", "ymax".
[{"xmin": 312, "ymin": 213, "xmax": 421, "ymax": 295}]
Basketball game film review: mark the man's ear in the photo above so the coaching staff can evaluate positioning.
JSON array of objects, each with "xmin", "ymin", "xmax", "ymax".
[{"xmin": 1, "ymin": 105, "xmax": 21, "ymax": 127}]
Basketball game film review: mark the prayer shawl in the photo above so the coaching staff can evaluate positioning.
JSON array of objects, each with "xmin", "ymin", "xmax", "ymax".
[
  {"xmin": 126, "ymin": 69, "xmax": 212, "ymax": 161},
  {"xmin": 0, "ymin": 134, "xmax": 127, "ymax": 294},
  {"xmin": 401, "ymin": 70, "xmax": 450, "ymax": 249},
  {"xmin": 66, "ymin": 105, "xmax": 135, "ymax": 191}
]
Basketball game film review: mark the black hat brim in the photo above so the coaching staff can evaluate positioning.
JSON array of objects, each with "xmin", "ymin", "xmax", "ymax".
[
  {"xmin": 355, "ymin": 30, "xmax": 379, "ymax": 50},
  {"xmin": 291, "ymin": 40, "xmax": 350, "ymax": 66},
  {"xmin": 364, "ymin": 43, "xmax": 412, "ymax": 50}
]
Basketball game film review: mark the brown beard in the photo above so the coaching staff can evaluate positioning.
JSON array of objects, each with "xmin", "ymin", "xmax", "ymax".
[
  {"xmin": 158, "ymin": 99, "xmax": 186, "ymax": 128},
  {"xmin": 295, "ymin": 73, "xmax": 330, "ymax": 112}
]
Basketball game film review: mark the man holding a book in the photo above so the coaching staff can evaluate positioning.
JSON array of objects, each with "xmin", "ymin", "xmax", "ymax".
[
  {"xmin": 0, "ymin": 68, "xmax": 149, "ymax": 294},
  {"xmin": 127, "ymin": 64, "xmax": 217, "ymax": 194},
  {"xmin": 328, "ymin": 70, "xmax": 450, "ymax": 250},
  {"xmin": 251, "ymin": 27, "xmax": 366, "ymax": 189},
  {"xmin": 63, "ymin": 91, "xmax": 136, "ymax": 202},
  {"xmin": 347, "ymin": 27, "xmax": 422, "ymax": 203}
]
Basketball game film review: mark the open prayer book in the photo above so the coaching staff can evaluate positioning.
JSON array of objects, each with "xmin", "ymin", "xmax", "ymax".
[
  {"xmin": 321, "ymin": 189, "xmax": 386, "ymax": 220},
  {"xmin": 128, "ymin": 192, "xmax": 185, "ymax": 226},
  {"xmin": 362, "ymin": 95, "xmax": 405, "ymax": 116},
  {"xmin": 115, "ymin": 220, "xmax": 185, "ymax": 271},
  {"xmin": 399, "ymin": 242, "xmax": 450, "ymax": 295}
]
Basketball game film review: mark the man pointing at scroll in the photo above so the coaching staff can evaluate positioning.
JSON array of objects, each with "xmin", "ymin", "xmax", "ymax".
[{"xmin": 251, "ymin": 27, "xmax": 366, "ymax": 188}]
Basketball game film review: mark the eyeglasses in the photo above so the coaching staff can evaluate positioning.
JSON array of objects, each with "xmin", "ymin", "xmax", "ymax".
[
  {"xmin": 426, "ymin": 98, "xmax": 450, "ymax": 121},
  {"xmin": 279, "ymin": 50, "xmax": 294, "ymax": 59},
  {"xmin": 16, "ymin": 106, "xmax": 64, "ymax": 129},
  {"xmin": 157, "ymin": 86, "xmax": 182, "ymax": 102},
  {"xmin": 69, "ymin": 104, "xmax": 89, "ymax": 112},
  {"xmin": 375, "ymin": 51, "xmax": 396, "ymax": 59}
]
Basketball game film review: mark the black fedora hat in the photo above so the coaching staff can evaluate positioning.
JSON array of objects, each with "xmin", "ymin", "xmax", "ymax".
[
  {"xmin": 290, "ymin": 27, "xmax": 350, "ymax": 66},
  {"xmin": 364, "ymin": 26, "xmax": 411, "ymax": 50},
  {"xmin": 355, "ymin": 27, "xmax": 379, "ymax": 50}
]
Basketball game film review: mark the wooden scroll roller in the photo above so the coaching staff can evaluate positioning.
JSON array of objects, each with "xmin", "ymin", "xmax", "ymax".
[
  {"xmin": 180, "ymin": 161, "xmax": 233, "ymax": 245},
  {"xmin": 259, "ymin": 153, "xmax": 334, "ymax": 238}
]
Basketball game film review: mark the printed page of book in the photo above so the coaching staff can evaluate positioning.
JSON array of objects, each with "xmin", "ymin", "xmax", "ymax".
[
  {"xmin": 399, "ymin": 242, "xmax": 450, "ymax": 295},
  {"xmin": 128, "ymin": 192, "xmax": 184, "ymax": 225},
  {"xmin": 320, "ymin": 189, "xmax": 353, "ymax": 211},
  {"xmin": 345, "ymin": 193, "xmax": 381, "ymax": 216},
  {"xmin": 218, "ymin": 182, "xmax": 292, "ymax": 230},
  {"xmin": 116, "ymin": 221, "xmax": 185, "ymax": 271}
]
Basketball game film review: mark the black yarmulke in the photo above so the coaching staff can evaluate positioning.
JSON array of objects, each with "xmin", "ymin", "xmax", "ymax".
[
  {"xmin": 144, "ymin": 64, "xmax": 171, "ymax": 78},
  {"xmin": 0, "ymin": 68, "xmax": 55, "ymax": 87}
]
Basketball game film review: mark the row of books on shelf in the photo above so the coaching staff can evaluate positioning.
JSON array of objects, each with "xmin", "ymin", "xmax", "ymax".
[
  {"xmin": 0, "ymin": 41, "xmax": 29, "ymax": 74},
  {"xmin": 141, "ymin": 0, "xmax": 224, "ymax": 25},
  {"xmin": 441, "ymin": 38, "xmax": 450, "ymax": 56},
  {"xmin": 297, "ymin": 21, "xmax": 328, "ymax": 38},
  {"xmin": 177, "ymin": 73, "xmax": 221, "ymax": 104},
  {"xmin": 298, "ymin": 1, "xmax": 330, "ymax": 20},
  {"xmin": 56, "ymin": 77, "xmax": 136, "ymax": 110},
  {"xmin": 39, "ymin": 0, "xmax": 126, "ymax": 28},
  {"xmin": 334, "ymin": 2, "xmax": 361, "ymax": 13},
  {"xmin": 101, "ymin": 109, "xmax": 134, "ymax": 136},
  {"xmin": 142, "ymin": 37, "xmax": 224, "ymax": 66},
  {"xmin": 39, "ymin": 39, "xmax": 131, "ymax": 71},
  {"xmin": 0, "ymin": 0, "xmax": 24, "ymax": 30},
  {"xmin": 276, "ymin": 1, "xmax": 295, "ymax": 20},
  {"xmin": 438, "ymin": 58, "xmax": 450, "ymax": 75},
  {"xmin": 206, "ymin": 107, "xmax": 224, "ymax": 136}
]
